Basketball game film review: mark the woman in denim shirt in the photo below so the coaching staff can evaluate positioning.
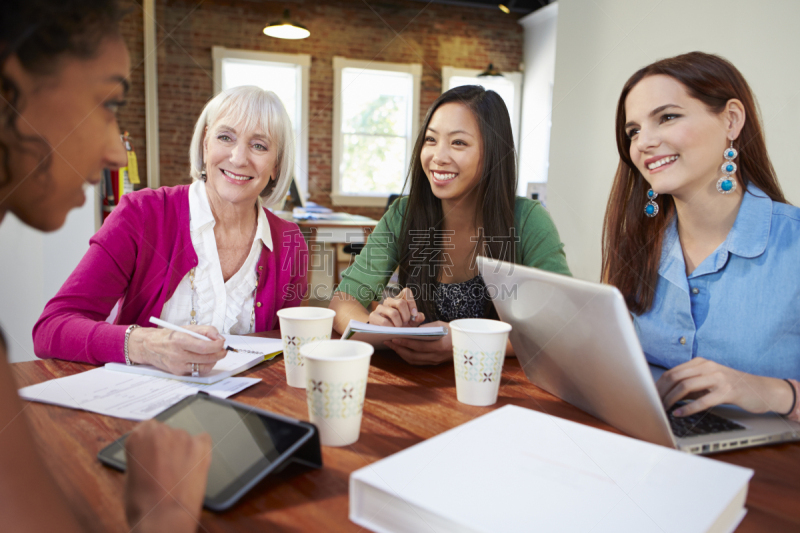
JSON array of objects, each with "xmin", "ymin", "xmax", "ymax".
[{"xmin": 602, "ymin": 52, "xmax": 800, "ymax": 421}]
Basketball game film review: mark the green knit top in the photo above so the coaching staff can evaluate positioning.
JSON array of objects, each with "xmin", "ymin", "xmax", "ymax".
[{"xmin": 335, "ymin": 196, "xmax": 572, "ymax": 309}]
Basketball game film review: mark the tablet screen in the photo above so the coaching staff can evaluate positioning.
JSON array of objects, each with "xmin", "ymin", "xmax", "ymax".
[{"xmin": 108, "ymin": 396, "xmax": 312, "ymax": 501}]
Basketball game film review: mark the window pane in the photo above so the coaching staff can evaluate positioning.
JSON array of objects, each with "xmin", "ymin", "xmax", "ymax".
[
  {"xmin": 221, "ymin": 59, "xmax": 299, "ymax": 130},
  {"xmin": 449, "ymin": 75, "xmax": 516, "ymax": 119},
  {"xmin": 341, "ymin": 69, "xmax": 411, "ymax": 137},
  {"xmin": 340, "ymin": 134, "xmax": 406, "ymax": 194}
]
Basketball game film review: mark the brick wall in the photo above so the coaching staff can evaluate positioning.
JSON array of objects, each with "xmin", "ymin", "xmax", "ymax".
[{"xmin": 118, "ymin": 0, "xmax": 524, "ymax": 219}]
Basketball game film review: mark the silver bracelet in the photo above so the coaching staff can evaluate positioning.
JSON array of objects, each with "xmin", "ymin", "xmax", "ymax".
[{"xmin": 124, "ymin": 324, "xmax": 141, "ymax": 365}]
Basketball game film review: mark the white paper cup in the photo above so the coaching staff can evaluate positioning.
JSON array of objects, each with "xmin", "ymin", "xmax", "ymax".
[
  {"xmin": 277, "ymin": 307, "xmax": 336, "ymax": 388},
  {"xmin": 450, "ymin": 319, "xmax": 512, "ymax": 406},
  {"xmin": 302, "ymin": 340, "xmax": 373, "ymax": 447}
]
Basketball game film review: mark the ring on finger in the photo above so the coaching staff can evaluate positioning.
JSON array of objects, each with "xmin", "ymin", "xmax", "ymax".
[{"xmin": 191, "ymin": 362, "xmax": 200, "ymax": 377}]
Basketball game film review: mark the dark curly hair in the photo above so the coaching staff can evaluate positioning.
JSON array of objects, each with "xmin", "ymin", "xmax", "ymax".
[{"xmin": 0, "ymin": 0, "xmax": 126, "ymax": 188}]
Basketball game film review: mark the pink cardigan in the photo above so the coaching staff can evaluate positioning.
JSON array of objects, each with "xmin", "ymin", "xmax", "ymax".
[{"xmin": 33, "ymin": 185, "xmax": 308, "ymax": 365}]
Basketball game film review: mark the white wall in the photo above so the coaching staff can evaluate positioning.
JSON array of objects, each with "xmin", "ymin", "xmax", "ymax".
[
  {"xmin": 547, "ymin": 0, "xmax": 800, "ymax": 281},
  {"xmin": 0, "ymin": 186, "xmax": 97, "ymax": 362},
  {"xmin": 517, "ymin": 3, "xmax": 558, "ymax": 193}
]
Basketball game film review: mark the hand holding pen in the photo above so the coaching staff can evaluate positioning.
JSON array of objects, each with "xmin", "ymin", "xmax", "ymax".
[
  {"xmin": 367, "ymin": 287, "xmax": 426, "ymax": 328},
  {"xmin": 124, "ymin": 318, "xmax": 227, "ymax": 377},
  {"xmin": 148, "ymin": 317, "xmax": 244, "ymax": 376}
]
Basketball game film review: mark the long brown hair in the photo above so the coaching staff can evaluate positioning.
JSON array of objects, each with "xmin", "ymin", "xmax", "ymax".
[
  {"xmin": 601, "ymin": 52, "xmax": 786, "ymax": 314},
  {"xmin": 398, "ymin": 85, "xmax": 518, "ymax": 321}
]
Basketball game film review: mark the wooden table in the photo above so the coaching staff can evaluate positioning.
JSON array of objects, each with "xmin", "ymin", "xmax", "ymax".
[{"xmin": 11, "ymin": 334, "xmax": 800, "ymax": 532}]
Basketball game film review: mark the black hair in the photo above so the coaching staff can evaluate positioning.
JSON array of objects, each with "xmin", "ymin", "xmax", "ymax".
[
  {"xmin": 397, "ymin": 85, "xmax": 518, "ymax": 321},
  {"xmin": 0, "ymin": 0, "xmax": 126, "ymax": 188}
]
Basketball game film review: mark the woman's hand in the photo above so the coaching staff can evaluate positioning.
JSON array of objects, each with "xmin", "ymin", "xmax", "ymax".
[
  {"xmin": 125, "ymin": 419, "xmax": 212, "ymax": 532},
  {"xmin": 368, "ymin": 288, "xmax": 425, "ymax": 328},
  {"xmin": 385, "ymin": 321, "xmax": 452, "ymax": 365},
  {"xmin": 656, "ymin": 357, "xmax": 795, "ymax": 417},
  {"xmin": 128, "ymin": 325, "xmax": 227, "ymax": 376}
]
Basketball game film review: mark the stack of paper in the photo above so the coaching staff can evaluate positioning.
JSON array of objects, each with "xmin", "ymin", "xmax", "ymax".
[
  {"xmin": 342, "ymin": 320, "xmax": 446, "ymax": 349},
  {"xmin": 18, "ymin": 368, "xmax": 260, "ymax": 421},
  {"xmin": 294, "ymin": 203, "xmax": 333, "ymax": 215},
  {"xmin": 350, "ymin": 405, "xmax": 753, "ymax": 533},
  {"xmin": 105, "ymin": 335, "xmax": 283, "ymax": 384}
]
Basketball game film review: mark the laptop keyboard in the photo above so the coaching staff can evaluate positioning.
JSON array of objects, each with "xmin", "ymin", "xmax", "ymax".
[{"xmin": 667, "ymin": 405, "xmax": 747, "ymax": 438}]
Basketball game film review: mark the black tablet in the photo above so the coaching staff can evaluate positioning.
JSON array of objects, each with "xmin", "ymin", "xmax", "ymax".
[{"xmin": 98, "ymin": 393, "xmax": 322, "ymax": 511}]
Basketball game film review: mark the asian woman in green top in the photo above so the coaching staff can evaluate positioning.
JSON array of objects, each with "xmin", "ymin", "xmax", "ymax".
[{"xmin": 330, "ymin": 85, "xmax": 571, "ymax": 365}]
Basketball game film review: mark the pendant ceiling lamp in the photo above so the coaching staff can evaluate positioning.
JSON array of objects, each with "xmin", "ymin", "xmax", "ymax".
[
  {"xmin": 477, "ymin": 63, "xmax": 503, "ymax": 77},
  {"xmin": 499, "ymin": 0, "xmax": 516, "ymax": 14},
  {"xmin": 263, "ymin": 9, "xmax": 310, "ymax": 40}
]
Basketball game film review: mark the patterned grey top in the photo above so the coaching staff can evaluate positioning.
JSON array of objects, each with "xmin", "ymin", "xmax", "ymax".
[{"xmin": 432, "ymin": 275, "xmax": 489, "ymax": 323}]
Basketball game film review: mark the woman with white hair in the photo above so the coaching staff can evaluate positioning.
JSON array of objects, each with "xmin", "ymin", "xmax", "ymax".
[{"xmin": 34, "ymin": 85, "xmax": 308, "ymax": 376}]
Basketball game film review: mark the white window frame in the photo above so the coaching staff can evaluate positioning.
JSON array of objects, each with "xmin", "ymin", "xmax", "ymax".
[
  {"xmin": 332, "ymin": 57, "xmax": 422, "ymax": 207},
  {"xmin": 441, "ymin": 66, "xmax": 523, "ymax": 155},
  {"xmin": 212, "ymin": 46, "xmax": 311, "ymax": 198}
]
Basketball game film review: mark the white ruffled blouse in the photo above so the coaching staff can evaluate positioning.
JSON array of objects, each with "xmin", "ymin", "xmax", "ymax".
[{"xmin": 159, "ymin": 181, "xmax": 273, "ymax": 334}]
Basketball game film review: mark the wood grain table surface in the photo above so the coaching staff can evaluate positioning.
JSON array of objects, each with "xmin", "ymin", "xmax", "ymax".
[{"xmin": 11, "ymin": 331, "xmax": 800, "ymax": 532}]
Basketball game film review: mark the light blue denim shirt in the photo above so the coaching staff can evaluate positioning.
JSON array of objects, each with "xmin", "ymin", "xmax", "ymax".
[{"xmin": 633, "ymin": 184, "xmax": 800, "ymax": 380}]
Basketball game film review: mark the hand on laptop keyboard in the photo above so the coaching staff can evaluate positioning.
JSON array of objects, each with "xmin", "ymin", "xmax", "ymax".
[
  {"xmin": 657, "ymin": 358, "xmax": 795, "ymax": 419},
  {"xmin": 667, "ymin": 404, "xmax": 746, "ymax": 438}
]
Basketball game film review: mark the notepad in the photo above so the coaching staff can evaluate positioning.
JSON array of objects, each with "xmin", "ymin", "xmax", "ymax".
[
  {"xmin": 350, "ymin": 405, "xmax": 753, "ymax": 533},
  {"xmin": 341, "ymin": 320, "xmax": 446, "ymax": 348},
  {"xmin": 105, "ymin": 335, "xmax": 283, "ymax": 384}
]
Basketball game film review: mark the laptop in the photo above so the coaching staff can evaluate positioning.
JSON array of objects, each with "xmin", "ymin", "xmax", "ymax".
[{"xmin": 478, "ymin": 256, "xmax": 800, "ymax": 455}]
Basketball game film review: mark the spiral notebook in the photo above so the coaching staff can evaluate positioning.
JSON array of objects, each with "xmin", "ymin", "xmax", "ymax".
[{"xmin": 341, "ymin": 320, "xmax": 446, "ymax": 349}]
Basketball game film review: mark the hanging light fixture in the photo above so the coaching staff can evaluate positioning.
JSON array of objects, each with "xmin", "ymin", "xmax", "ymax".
[
  {"xmin": 263, "ymin": 9, "xmax": 310, "ymax": 40},
  {"xmin": 499, "ymin": 0, "xmax": 516, "ymax": 14},
  {"xmin": 477, "ymin": 63, "xmax": 503, "ymax": 77}
]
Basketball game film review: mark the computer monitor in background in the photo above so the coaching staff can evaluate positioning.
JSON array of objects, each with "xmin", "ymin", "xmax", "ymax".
[
  {"xmin": 276, "ymin": 176, "xmax": 306, "ymax": 211},
  {"xmin": 289, "ymin": 176, "xmax": 306, "ymax": 209}
]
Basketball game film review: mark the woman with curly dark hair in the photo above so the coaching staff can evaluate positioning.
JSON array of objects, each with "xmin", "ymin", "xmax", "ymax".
[{"xmin": 0, "ymin": 1, "xmax": 210, "ymax": 530}]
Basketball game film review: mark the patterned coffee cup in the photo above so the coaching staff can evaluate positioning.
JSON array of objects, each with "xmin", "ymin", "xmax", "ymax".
[
  {"xmin": 302, "ymin": 340, "xmax": 373, "ymax": 446},
  {"xmin": 276, "ymin": 308, "xmax": 336, "ymax": 388},
  {"xmin": 450, "ymin": 319, "xmax": 512, "ymax": 406}
]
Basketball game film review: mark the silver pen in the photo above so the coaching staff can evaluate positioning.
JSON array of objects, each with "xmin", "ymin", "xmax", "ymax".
[{"xmin": 149, "ymin": 317, "xmax": 240, "ymax": 352}]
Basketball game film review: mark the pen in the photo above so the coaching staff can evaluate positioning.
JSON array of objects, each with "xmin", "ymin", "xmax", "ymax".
[{"xmin": 149, "ymin": 317, "xmax": 240, "ymax": 353}]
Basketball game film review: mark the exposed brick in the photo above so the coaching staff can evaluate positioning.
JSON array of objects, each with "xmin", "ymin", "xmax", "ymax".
[{"xmin": 118, "ymin": 0, "xmax": 523, "ymax": 215}]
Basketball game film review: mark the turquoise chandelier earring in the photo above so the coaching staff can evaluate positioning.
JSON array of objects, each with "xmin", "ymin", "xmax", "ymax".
[
  {"xmin": 717, "ymin": 141, "xmax": 738, "ymax": 194},
  {"xmin": 644, "ymin": 188, "xmax": 658, "ymax": 217}
]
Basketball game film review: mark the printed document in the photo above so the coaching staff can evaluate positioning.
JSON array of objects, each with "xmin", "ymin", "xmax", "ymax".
[{"xmin": 19, "ymin": 368, "xmax": 260, "ymax": 421}]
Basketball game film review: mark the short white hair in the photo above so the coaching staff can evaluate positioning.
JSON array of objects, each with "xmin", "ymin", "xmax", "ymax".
[{"xmin": 189, "ymin": 85, "xmax": 295, "ymax": 206}]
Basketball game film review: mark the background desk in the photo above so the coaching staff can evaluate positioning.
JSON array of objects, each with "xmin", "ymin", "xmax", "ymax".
[
  {"xmin": 12, "ymin": 333, "xmax": 800, "ymax": 532},
  {"xmin": 276, "ymin": 213, "xmax": 379, "ymax": 288}
]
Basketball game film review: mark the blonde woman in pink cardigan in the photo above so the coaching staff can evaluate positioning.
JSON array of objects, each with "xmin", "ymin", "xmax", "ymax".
[{"xmin": 34, "ymin": 86, "xmax": 308, "ymax": 376}]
